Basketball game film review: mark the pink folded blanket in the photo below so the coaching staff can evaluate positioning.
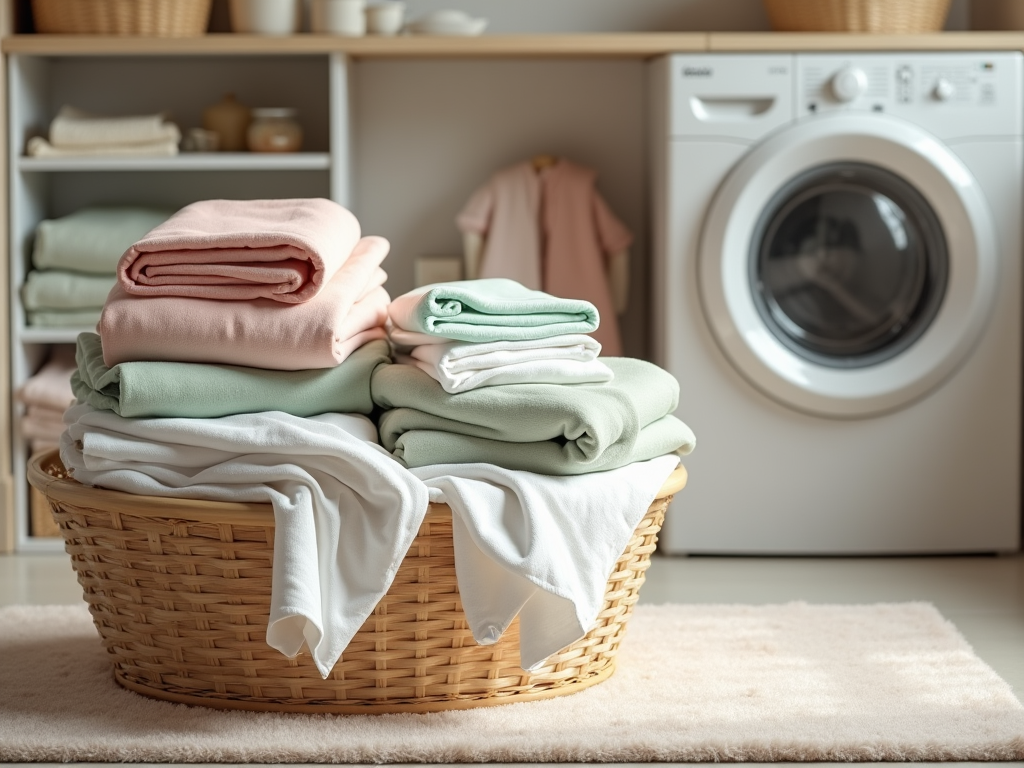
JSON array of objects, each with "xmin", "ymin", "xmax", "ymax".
[
  {"xmin": 118, "ymin": 198, "xmax": 361, "ymax": 304},
  {"xmin": 101, "ymin": 236, "xmax": 391, "ymax": 370}
]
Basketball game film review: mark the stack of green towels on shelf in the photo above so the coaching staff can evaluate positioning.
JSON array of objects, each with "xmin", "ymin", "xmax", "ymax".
[
  {"xmin": 375, "ymin": 278, "xmax": 695, "ymax": 475},
  {"xmin": 23, "ymin": 207, "xmax": 171, "ymax": 329}
]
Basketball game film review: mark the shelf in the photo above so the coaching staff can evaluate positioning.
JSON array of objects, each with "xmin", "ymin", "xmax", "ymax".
[
  {"xmin": 19, "ymin": 328, "xmax": 90, "ymax": 344},
  {"xmin": 5, "ymin": 32, "xmax": 1024, "ymax": 58},
  {"xmin": 17, "ymin": 153, "xmax": 332, "ymax": 172}
]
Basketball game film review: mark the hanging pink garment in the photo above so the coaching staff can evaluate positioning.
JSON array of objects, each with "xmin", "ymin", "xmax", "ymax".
[{"xmin": 541, "ymin": 160, "xmax": 632, "ymax": 356}]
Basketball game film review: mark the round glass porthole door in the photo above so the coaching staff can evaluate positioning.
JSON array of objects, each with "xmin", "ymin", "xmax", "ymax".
[{"xmin": 751, "ymin": 162, "xmax": 949, "ymax": 369}]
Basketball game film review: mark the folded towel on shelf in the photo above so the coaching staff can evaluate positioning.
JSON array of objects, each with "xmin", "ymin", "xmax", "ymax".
[
  {"xmin": 47, "ymin": 106, "xmax": 181, "ymax": 148},
  {"xmin": 118, "ymin": 199, "xmax": 369, "ymax": 304},
  {"xmin": 100, "ymin": 239, "xmax": 391, "ymax": 370},
  {"xmin": 22, "ymin": 405, "xmax": 67, "ymax": 443},
  {"xmin": 372, "ymin": 357, "xmax": 696, "ymax": 475},
  {"xmin": 60, "ymin": 405, "xmax": 430, "ymax": 679},
  {"xmin": 27, "ymin": 137, "xmax": 180, "ymax": 158},
  {"xmin": 414, "ymin": 454, "xmax": 680, "ymax": 671},
  {"xmin": 26, "ymin": 309, "xmax": 102, "ymax": 329},
  {"xmin": 388, "ymin": 278, "xmax": 600, "ymax": 345},
  {"xmin": 15, "ymin": 346, "xmax": 76, "ymax": 411},
  {"xmin": 32, "ymin": 207, "xmax": 174, "ymax": 274},
  {"xmin": 74, "ymin": 333, "xmax": 392, "ymax": 419},
  {"xmin": 22, "ymin": 270, "xmax": 116, "ymax": 311},
  {"xmin": 398, "ymin": 334, "xmax": 613, "ymax": 394}
]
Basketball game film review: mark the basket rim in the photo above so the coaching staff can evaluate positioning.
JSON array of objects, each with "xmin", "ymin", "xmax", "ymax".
[{"xmin": 28, "ymin": 449, "xmax": 688, "ymax": 525}]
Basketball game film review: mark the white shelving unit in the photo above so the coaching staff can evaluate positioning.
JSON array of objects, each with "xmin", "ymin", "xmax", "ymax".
[{"xmin": 6, "ymin": 51, "xmax": 352, "ymax": 552}]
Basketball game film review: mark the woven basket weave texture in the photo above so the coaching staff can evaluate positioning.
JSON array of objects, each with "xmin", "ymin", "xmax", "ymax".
[
  {"xmin": 30, "ymin": 451, "xmax": 681, "ymax": 713},
  {"xmin": 763, "ymin": 0, "xmax": 951, "ymax": 32},
  {"xmin": 32, "ymin": 0, "xmax": 212, "ymax": 36}
]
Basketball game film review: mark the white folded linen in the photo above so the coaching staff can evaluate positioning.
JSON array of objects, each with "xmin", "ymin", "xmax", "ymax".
[
  {"xmin": 411, "ymin": 454, "xmax": 680, "ymax": 671},
  {"xmin": 49, "ymin": 106, "xmax": 181, "ymax": 148},
  {"xmin": 60, "ymin": 405, "xmax": 429, "ymax": 678},
  {"xmin": 397, "ymin": 334, "xmax": 614, "ymax": 393},
  {"xmin": 27, "ymin": 137, "xmax": 179, "ymax": 158}
]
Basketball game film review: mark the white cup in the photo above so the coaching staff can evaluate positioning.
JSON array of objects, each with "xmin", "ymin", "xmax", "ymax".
[
  {"xmin": 311, "ymin": 0, "xmax": 368, "ymax": 35},
  {"xmin": 229, "ymin": 0, "xmax": 300, "ymax": 34},
  {"xmin": 365, "ymin": 1, "xmax": 406, "ymax": 35}
]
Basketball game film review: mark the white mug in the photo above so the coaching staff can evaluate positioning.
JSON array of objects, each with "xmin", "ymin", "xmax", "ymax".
[
  {"xmin": 229, "ymin": 0, "xmax": 300, "ymax": 34},
  {"xmin": 365, "ymin": 1, "xmax": 406, "ymax": 35},
  {"xmin": 311, "ymin": 0, "xmax": 368, "ymax": 35}
]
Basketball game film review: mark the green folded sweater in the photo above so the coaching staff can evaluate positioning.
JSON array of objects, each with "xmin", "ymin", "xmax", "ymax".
[
  {"xmin": 371, "ymin": 357, "xmax": 696, "ymax": 475},
  {"xmin": 388, "ymin": 279, "xmax": 600, "ymax": 342},
  {"xmin": 73, "ymin": 333, "xmax": 391, "ymax": 419}
]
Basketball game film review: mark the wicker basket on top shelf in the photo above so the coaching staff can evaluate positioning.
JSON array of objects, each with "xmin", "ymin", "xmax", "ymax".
[
  {"xmin": 763, "ymin": 0, "xmax": 951, "ymax": 32},
  {"xmin": 32, "ymin": 0, "xmax": 212, "ymax": 36}
]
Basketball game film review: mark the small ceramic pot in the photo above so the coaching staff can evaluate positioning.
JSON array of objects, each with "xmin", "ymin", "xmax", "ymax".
[
  {"xmin": 202, "ymin": 93, "xmax": 251, "ymax": 152},
  {"xmin": 229, "ymin": 0, "xmax": 300, "ymax": 35},
  {"xmin": 247, "ymin": 108, "xmax": 303, "ymax": 153},
  {"xmin": 312, "ymin": 0, "xmax": 367, "ymax": 35},
  {"xmin": 365, "ymin": 1, "xmax": 405, "ymax": 35}
]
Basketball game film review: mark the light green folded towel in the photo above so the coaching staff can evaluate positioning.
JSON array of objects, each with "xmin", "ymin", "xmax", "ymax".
[
  {"xmin": 27, "ymin": 309, "xmax": 101, "ymax": 328},
  {"xmin": 73, "ymin": 333, "xmax": 392, "ymax": 419},
  {"xmin": 33, "ymin": 207, "xmax": 174, "ymax": 274},
  {"xmin": 388, "ymin": 278, "xmax": 600, "ymax": 343},
  {"xmin": 372, "ymin": 357, "xmax": 696, "ymax": 475},
  {"xmin": 22, "ymin": 270, "xmax": 116, "ymax": 310}
]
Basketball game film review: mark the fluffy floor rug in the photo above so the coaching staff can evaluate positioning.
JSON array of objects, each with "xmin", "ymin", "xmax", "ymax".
[{"xmin": 1, "ymin": 602, "xmax": 1022, "ymax": 763}]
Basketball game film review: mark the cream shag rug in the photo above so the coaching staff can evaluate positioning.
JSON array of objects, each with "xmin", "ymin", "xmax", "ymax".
[{"xmin": 1, "ymin": 602, "xmax": 1022, "ymax": 763}]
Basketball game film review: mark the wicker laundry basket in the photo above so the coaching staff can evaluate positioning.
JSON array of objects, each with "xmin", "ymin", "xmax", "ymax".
[
  {"xmin": 29, "ymin": 450, "xmax": 686, "ymax": 714},
  {"xmin": 32, "ymin": 0, "xmax": 212, "ymax": 36},
  {"xmin": 763, "ymin": 0, "xmax": 951, "ymax": 32}
]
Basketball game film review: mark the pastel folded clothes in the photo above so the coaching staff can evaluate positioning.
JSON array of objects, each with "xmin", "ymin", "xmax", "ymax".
[
  {"xmin": 398, "ymin": 334, "xmax": 613, "ymax": 394},
  {"xmin": 32, "ymin": 207, "xmax": 174, "ymax": 274},
  {"xmin": 372, "ymin": 357, "xmax": 696, "ymax": 475},
  {"xmin": 74, "ymin": 332, "xmax": 391, "ymax": 419},
  {"xmin": 99, "ymin": 238, "xmax": 391, "ymax": 370},
  {"xmin": 22, "ymin": 405, "xmax": 66, "ymax": 443},
  {"xmin": 413, "ymin": 455, "xmax": 679, "ymax": 671},
  {"xmin": 60, "ymin": 405, "xmax": 429, "ymax": 679},
  {"xmin": 27, "ymin": 137, "xmax": 179, "ymax": 158},
  {"xmin": 15, "ymin": 346, "xmax": 76, "ymax": 410},
  {"xmin": 118, "ymin": 199, "xmax": 366, "ymax": 303},
  {"xmin": 27, "ymin": 309, "xmax": 101, "ymax": 328},
  {"xmin": 47, "ymin": 106, "xmax": 181, "ymax": 148},
  {"xmin": 21, "ymin": 270, "xmax": 116, "ymax": 310},
  {"xmin": 387, "ymin": 278, "xmax": 600, "ymax": 346}
]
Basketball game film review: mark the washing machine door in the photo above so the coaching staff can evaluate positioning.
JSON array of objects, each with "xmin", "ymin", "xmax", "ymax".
[{"xmin": 699, "ymin": 113, "xmax": 998, "ymax": 418}]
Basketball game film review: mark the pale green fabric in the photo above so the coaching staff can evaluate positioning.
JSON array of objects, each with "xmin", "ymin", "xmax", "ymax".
[
  {"xmin": 27, "ymin": 309, "xmax": 101, "ymax": 328},
  {"xmin": 22, "ymin": 270, "xmax": 116, "ymax": 310},
  {"xmin": 32, "ymin": 207, "xmax": 173, "ymax": 274},
  {"xmin": 393, "ymin": 279, "xmax": 599, "ymax": 342},
  {"xmin": 73, "ymin": 333, "xmax": 391, "ymax": 419},
  {"xmin": 372, "ymin": 357, "xmax": 695, "ymax": 475}
]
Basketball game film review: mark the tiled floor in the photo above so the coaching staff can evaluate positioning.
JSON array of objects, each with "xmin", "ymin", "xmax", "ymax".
[{"xmin": 2, "ymin": 550, "xmax": 1022, "ymax": 766}]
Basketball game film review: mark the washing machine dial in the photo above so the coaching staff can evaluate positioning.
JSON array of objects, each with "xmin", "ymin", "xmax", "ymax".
[
  {"xmin": 831, "ymin": 66, "xmax": 869, "ymax": 102},
  {"xmin": 933, "ymin": 78, "xmax": 956, "ymax": 101}
]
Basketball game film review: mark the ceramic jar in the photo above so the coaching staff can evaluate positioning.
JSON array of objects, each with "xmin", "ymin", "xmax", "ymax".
[
  {"xmin": 229, "ymin": 0, "xmax": 300, "ymax": 34},
  {"xmin": 247, "ymin": 108, "xmax": 303, "ymax": 153},
  {"xmin": 311, "ymin": 0, "xmax": 367, "ymax": 35},
  {"xmin": 365, "ymin": 1, "xmax": 405, "ymax": 35},
  {"xmin": 202, "ymin": 93, "xmax": 251, "ymax": 153}
]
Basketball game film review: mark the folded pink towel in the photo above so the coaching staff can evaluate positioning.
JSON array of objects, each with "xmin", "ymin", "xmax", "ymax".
[
  {"xmin": 101, "ymin": 236, "xmax": 391, "ymax": 370},
  {"xmin": 118, "ymin": 198, "xmax": 361, "ymax": 304},
  {"xmin": 15, "ymin": 347, "xmax": 76, "ymax": 411}
]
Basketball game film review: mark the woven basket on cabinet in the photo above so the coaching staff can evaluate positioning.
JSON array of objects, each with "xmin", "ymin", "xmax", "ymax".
[
  {"xmin": 29, "ymin": 450, "xmax": 687, "ymax": 713},
  {"xmin": 763, "ymin": 0, "xmax": 951, "ymax": 32},
  {"xmin": 32, "ymin": 0, "xmax": 212, "ymax": 36}
]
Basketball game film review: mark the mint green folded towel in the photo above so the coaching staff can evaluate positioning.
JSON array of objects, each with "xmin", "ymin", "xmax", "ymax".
[
  {"xmin": 73, "ymin": 333, "xmax": 391, "ymax": 419},
  {"xmin": 388, "ymin": 278, "xmax": 600, "ymax": 344},
  {"xmin": 27, "ymin": 309, "xmax": 101, "ymax": 328},
  {"xmin": 22, "ymin": 270, "xmax": 116, "ymax": 310},
  {"xmin": 33, "ymin": 207, "xmax": 173, "ymax": 274},
  {"xmin": 371, "ymin": 357, "xmax": 695, "ymax": 475}
]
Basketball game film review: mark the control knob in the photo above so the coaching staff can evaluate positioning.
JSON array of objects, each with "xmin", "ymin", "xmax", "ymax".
[
  {"xmin": 831, "ymin": 66, "xmax": 868, "ymax": 103},
  {"xmin": 933, "ymin": 78, "xmax": 955, "ymax": 101}
]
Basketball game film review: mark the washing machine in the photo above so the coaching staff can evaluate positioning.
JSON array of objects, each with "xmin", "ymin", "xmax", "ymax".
[{"xmin": 650, "ymin": 52, "xmax": 1023, "ymax": 554}]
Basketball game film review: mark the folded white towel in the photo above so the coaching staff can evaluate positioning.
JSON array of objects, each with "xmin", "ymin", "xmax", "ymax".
[
  {"xmin": 397, "ymin": 335, "xmax": 614, "ymax": 393},
  {"xmin": 49, "ymin": 106, "xmax": 181, "ymax": 148},
  {"xmin": 412, "ymin": 454, "xmax": 680, "ymax": 671},
  {"xmin": 27, "ymin": 137, "xmax": 179, "ymax": 158},
  {"xmin": 60, "ymin": 405, "xmax": 429, "ymax": 678}
]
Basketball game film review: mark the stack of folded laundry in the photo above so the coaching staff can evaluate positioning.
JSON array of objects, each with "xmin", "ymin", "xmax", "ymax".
[
  {"xmin": 24, "ymin": 207, "xmax": 172, "ymax": 328},
  {"xmin": 374, "ymin": 278, "xmax": 695, "ymax": 475},
  {"xmin": 15, "ymin": 345, "xmax": 76, "ymax": 454},
  {"xmin": 27, "ymin": 106, "xmax": 181, "ymax": 158}
]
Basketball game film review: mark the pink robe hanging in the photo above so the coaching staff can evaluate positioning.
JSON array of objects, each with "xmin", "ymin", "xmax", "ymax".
[{"xmin": 456, "ymin": 159, "xmax": 632, "ymax": 356}]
